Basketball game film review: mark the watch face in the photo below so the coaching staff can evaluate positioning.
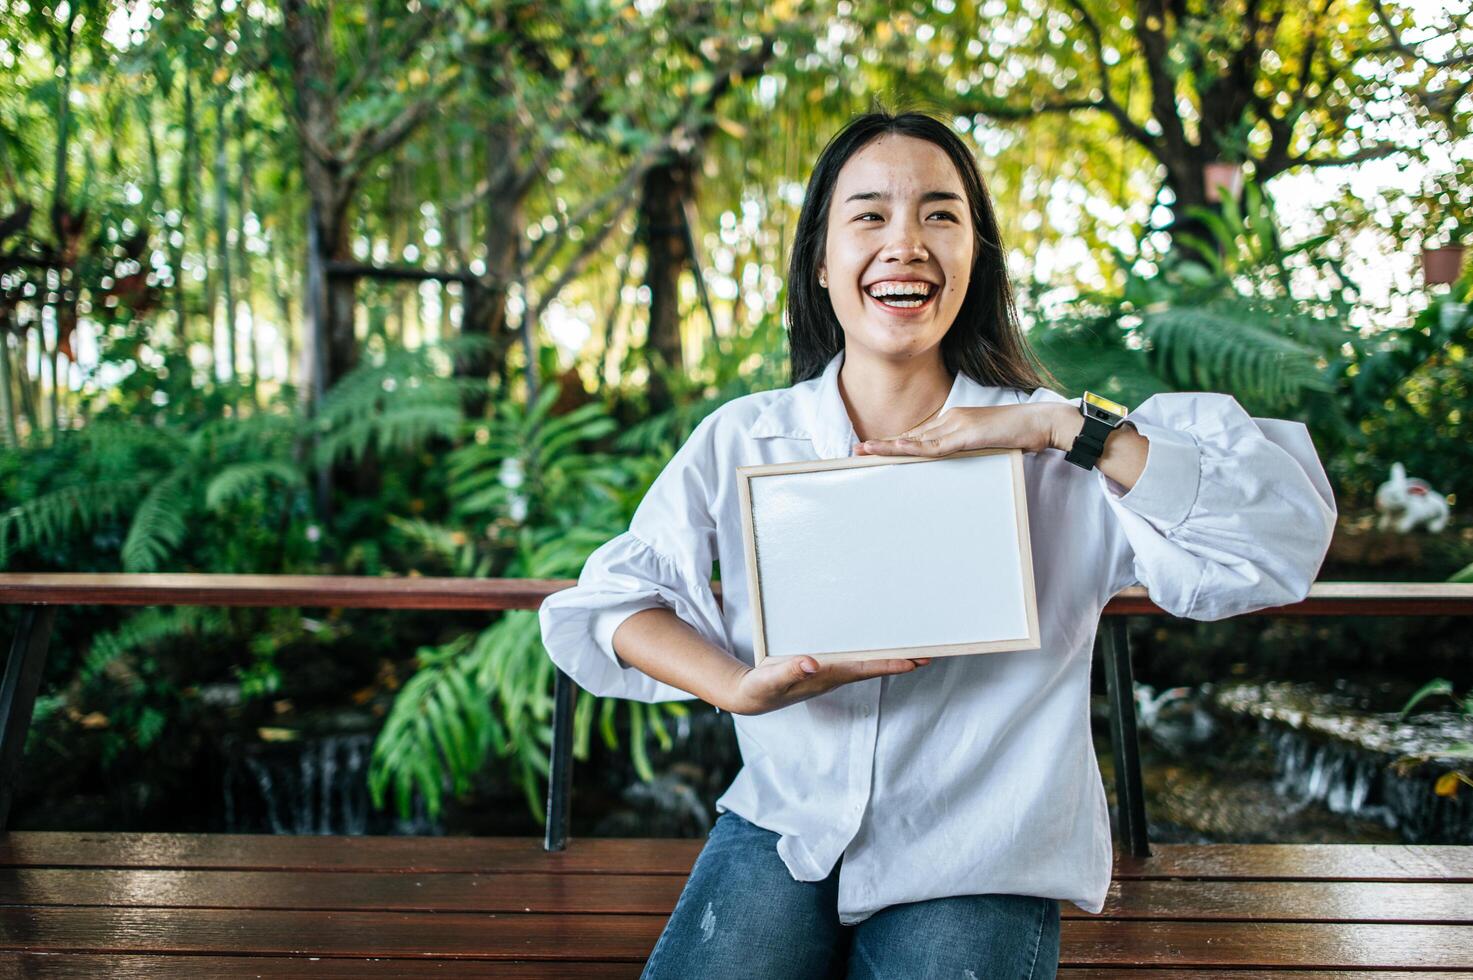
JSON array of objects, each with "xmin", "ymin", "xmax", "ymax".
[{"xmin": 1082, "ymin": 391, "xmax": 1128, "ymax": 424}]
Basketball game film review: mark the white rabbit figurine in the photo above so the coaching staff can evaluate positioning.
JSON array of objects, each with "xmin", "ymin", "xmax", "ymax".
[{"xmin": 1375, "ymin": 462, "xmax": 1451, "ymax": 533}]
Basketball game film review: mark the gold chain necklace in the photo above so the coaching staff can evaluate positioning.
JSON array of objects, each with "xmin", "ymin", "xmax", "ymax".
[
  {"xmin": 902, "ymin": 392, "xmax": 949, "ymax": 433},
  {"xmin": 862, "ymin": 393, "xmax": 946, "ymax": 443}
]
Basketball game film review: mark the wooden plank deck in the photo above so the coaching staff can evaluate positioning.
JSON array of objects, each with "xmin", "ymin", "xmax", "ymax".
[{"xmin": 0, "ymin": 835, "xmax": 1469, "ymax": 976}]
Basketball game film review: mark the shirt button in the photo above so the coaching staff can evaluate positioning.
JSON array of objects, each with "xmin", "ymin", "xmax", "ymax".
[{"xmin": 861, "ymin": 705, "xmax": 871, "ymax": 717}]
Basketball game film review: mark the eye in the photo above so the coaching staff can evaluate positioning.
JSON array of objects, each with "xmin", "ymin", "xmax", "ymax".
[
  {"xmin": 855, "ymin": 212, "xmax": 883, "ymax": 222},
  {"xmin": 928, "ymin": 211, "xmax": 959, "ymax": 222}
]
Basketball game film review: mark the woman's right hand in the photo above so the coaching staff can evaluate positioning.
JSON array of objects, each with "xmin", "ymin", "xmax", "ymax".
[{"xmin": 728, "ymin": 655, "xmax": 931, "ymax": 715}]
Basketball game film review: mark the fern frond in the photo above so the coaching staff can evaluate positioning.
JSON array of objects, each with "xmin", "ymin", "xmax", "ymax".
[
  {"xmin": 204, "ymin": 461, "xmax": 306, "ymax": 510},
  {"xmin": 1140, "ymin": 303, "xmax": 1334, "ymax": 410},
  {"xmin": 0, "ymin": 477, "xmax": 151, "ymax": 567},
  {"xmin": 121, "ymin": 471, "xmax": 191, "ymax": 572},
  {"xmin": 75, "ymin": 423, "xmax": 185, "ymax": 479},
  {"xmin": 315, "ymin": 402, "xmax": 462, "ymax": 466},
  {"xmin": 369, "ymin": 634, "xmax": 502, "ymax": 821},
  {"xmin": 82, "ymin": 606, "xmax": 229, "ymax": 687}
]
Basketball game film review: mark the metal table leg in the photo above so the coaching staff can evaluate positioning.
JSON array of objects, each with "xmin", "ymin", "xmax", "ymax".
[
  {"xmin": 544, "ymin": 666, "xmax": 575, "ymax": 851},
  {"xmin": 1101, "ymin": 616, "xmax": 1151, "ymax": 858},
  {"xmin": 0, "ymin": 605, "xmax": 57, "ymax": 833}
]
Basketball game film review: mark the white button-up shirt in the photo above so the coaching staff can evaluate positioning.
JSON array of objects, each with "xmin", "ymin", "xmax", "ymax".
[{"xmin": 538, "ymin": 349, "xmax": 1336, "ymax": 923}]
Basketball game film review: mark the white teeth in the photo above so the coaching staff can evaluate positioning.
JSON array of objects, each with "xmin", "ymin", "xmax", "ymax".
[
  {"xmin": 864, "ymin": 282, "xmax": 934, "ymax": 310},
  {"xmin": 866, "ymin": 281, "xmax": 934, "ymax": 308}
]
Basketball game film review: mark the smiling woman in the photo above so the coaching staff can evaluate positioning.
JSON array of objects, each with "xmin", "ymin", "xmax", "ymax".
[
  {"xmin": 822, "ymin": 144, "xmax": 972, "ymax": 355},
  {"xmin": 540, "ymin": 110, "xmax": 1337, "ymax": 980}
]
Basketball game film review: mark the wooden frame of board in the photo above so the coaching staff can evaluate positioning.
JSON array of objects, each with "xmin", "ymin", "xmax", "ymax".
[{"xmin": 735, "ymin": 448, "xmax": 1040, "ymax": 667}]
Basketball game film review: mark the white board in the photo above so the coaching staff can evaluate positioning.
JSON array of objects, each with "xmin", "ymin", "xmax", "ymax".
[{"xmin": 736, "ymin": 448, "xmax": 1040, "ymax": 665}]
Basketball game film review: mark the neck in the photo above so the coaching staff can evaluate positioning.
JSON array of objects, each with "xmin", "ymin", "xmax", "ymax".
[{"xmin": 837, "ymin": 347, "xmax": 954, "ymax": 444}]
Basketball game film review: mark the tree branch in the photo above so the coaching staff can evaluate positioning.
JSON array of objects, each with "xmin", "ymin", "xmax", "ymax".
[
  {"xmin": 324, "ymin": 260, "xmax": 476, "ymax": 285},
  {"xmin": 1061, "ymin": 0, "xmax": 1158, "ymax": 150},
  {"xmin": 1133, "ymin": 0, "xmax": 1191, "ymax": 176},
  {"xmin": 1370, "ymin": 0, "xmax": 1473, "ymax": 69},
  {"xmin": 958, "ymin": 95, "xmax": 1108, "ymax": 121},
  {"xmin": 276, "ymin": 0, "xmax": 342, "ymax": 166},
  {"xmin": 1288, "ymin": 142, "xmax": 1405, "ymax": 168},
  {"xmin": 524, "ymin": 192, "xmax": 640, "ymax": 329},
  {"xmin": 523, "ymin": 135, "xmax": 681, "ymax": 282},
  {"xmin": 341, "ymin": 94, "xmax": 440, "ymax": 177}
]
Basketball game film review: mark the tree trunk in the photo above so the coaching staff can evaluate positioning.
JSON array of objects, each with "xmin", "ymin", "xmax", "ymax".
[
  {"xmin": 458, "ymin": 123, "xmax": 522, "ymax": 416},
  {"xmin": 183, "ymin": 76, "xmax": 215, "ymax": 373},
  {"xmin": 434, "ymin": 142, "xmax": 454, "ymax": 345},
  {"xmin": 174, "ymin": 74, "xmax": 196, "ymax": 352},
  {"xmin": 17, "ymin": 331, "xmax": 38, "ymax": 438},
  {"xmin": 235, "ymin": 105, "xmax": 259, "ymax": 403},
  {"xmin": 389, "ymin": 156, "xmax": 409, "ymax": 344},
  {"xmin": 274, "ymin": 260, "xmax": 297, "ymax": 389},
  {"xmin": 142, "ymin": 96, "xmax": 189, "ymax": 353},
  {"xmin": 47, "ymin": 12, "xmax": 77, "ymax": 442},
  {"xmin": 214, "ymin": 91, "xmax": 237, "ymax": 385},
  {"xmin": 638, "ymin": 155, "xmax": 696, "ymax": 413},
  {"xmin": 47, "ymin": 345, "xmax": 59, "ymax": 437},
  {"xmin": 0, "ymin": 333, "xmax": 17, "ymax": 447},
  {"xmin": 303, "ymin": 185, "xmax": 359, "ymax": 393}
]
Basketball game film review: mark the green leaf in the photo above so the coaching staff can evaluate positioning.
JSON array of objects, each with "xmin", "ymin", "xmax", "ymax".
[{"xmin": 1399, "ymin": 678, "xmax": 1457, "ymax": 719}]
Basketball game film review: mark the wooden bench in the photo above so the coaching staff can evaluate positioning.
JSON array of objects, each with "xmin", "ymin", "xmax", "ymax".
[{"xmin": 0, "ymin": 575, "xmax": 1470, "ymax": 975}]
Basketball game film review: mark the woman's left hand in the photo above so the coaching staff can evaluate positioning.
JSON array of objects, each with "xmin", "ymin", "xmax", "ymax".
[{"xmin": 853, "ymin": 404, "xmax": 1073, "ymax": 457}]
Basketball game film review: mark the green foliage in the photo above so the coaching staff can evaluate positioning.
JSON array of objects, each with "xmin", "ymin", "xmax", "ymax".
[
  {"xmin": 3, "ymin": 0, "xmax": 1467, "ymax": 835},
  {"xmin": 1398, "ymin": 677, "xmax": 1473, "ymax": 720},
  {"xmin": 1030, "ymin": 185, "xmax": 1362, "ymax": 438},
  {"xmin": 0, "ymin": 413, "xmax": 302, "ymax": 573},
  {"xmin": 614, "ymin": 310, "xmax": 789, "ymax": 456},
  {"xmin": 370, "ymin": 371, "xmax": 709, "ymax": 822},
  {"xmin": 310, "ymin": 340, "xmax": 480, "ymax": 467},
  {"xmin": 1331, "ymin": 288, "xmax": 1473, "ymax": 504}
]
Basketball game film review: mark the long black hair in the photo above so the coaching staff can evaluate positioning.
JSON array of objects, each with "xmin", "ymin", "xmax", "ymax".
[{"xmin": 785, "ymin": 111, "xmax": 1053, "ymax": 392}]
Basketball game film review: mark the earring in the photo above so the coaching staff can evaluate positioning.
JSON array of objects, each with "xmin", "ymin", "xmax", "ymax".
[{"xmin": 819, "ymin": 273, "xmax": 828, "ymax": 288}]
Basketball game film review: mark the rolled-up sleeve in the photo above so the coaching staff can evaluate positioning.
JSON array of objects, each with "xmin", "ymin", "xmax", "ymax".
[
  {"xmin": 1085, "ymin": 391, "xmax": 1337, "ymax": 620},
  {"xmin": 538, "ymin": 413, "xmax": 728, "ymax": 703}
]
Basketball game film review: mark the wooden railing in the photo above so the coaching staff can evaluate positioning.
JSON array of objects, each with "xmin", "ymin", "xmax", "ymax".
[{"xmin": 2, "ymin": 575, "xmax": 1471, "ymax": 856}]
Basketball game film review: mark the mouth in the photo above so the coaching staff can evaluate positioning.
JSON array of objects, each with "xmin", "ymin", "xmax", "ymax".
[{"xmin": 863, "ymin": 280, "xmax": 939, "ymax": 313}]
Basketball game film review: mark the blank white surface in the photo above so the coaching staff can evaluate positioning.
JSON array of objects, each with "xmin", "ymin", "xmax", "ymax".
[{"xmin": 749, "ymin": 453, "xmax": 1029, "ymax": 658}]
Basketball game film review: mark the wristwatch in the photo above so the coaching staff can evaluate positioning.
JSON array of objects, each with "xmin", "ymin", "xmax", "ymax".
[{"xmin": 1064, "ymin": 392, "xmax": 1129, "ymax": 470}]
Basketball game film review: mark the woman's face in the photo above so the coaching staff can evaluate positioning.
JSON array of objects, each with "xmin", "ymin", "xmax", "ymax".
[{"xmin": 819, "ymin": 134, "xmax": 975, "ymax": 364}]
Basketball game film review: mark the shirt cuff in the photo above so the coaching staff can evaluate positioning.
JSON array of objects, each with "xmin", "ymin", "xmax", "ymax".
[
  {"xmin": 1107, "ymin": 419, "xmax": 1202, "ymax": 531},
  {"xmin": 591, "ymin": 598, "xmax": 665, "ymax": 667}
]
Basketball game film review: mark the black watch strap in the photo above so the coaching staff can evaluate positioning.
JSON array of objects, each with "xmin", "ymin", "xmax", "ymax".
[{"xmin": 1064, "ymin": 413, "xmax": 1117, "ymax": 470}]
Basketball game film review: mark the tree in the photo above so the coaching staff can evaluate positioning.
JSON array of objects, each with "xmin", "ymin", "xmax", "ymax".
[
  {"xmin": 635, "ymin": 37, "xmax": 775, "ymax": 412},
  {"xmin": 266, "ymin": 0, "xmax": 455, "ymax": 399},
  {"xmin": 891, "ymin": 0, "xmax": 1471, "ymax": 254}
]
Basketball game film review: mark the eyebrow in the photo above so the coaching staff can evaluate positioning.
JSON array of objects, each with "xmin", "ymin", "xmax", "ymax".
[{"xmin": 844, "ymin": 190, "xmax": 964, "ymax": 204}]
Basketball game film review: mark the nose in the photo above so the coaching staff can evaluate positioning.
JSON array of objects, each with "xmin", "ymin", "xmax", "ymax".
[{"xmin": 880, "ymin": 215, "xmax": 928, "ymax": 264}]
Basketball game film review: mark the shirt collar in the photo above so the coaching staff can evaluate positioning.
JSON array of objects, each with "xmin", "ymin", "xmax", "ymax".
[{"xmin": 747, "ymin": 348, "xmax": 1022, "ymax": 460}]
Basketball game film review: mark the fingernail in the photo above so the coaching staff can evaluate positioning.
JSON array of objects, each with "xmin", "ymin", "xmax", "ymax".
[{"xmin": 800, "ymin": 660, "xmax": 817, "ymax": 674}]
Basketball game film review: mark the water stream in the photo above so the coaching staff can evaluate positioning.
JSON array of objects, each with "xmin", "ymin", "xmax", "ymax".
[
  {"xmin": 1206, "ymin": 680, "xmax": 1473, "ymax": 843},
  {"xmin": 221, "ymin": 732, "xmax": 439, "ymax": 836}
]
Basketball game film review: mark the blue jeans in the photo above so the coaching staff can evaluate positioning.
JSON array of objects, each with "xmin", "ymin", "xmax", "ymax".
[{"xmin": 641, "ymin": 810, "xmax": 1060, "ymax": 979}]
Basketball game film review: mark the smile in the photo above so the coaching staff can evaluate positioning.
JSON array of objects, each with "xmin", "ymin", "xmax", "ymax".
[{"xmin": 864, "ymin": 280, "xmax": 938, "ymax": 312}]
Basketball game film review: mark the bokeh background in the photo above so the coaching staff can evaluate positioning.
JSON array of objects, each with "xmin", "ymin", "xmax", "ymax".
[{"xmin": 1, "ymin": 0, "xmax": 1470, "ymax": 843}]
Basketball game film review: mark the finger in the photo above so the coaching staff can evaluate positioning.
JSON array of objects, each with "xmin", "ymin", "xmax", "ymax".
[
  {"xmin": 858, "ymin": 435, "xmax": 946, "ymax": 456},
  {"xmin": 833, "ymin": 657, "xmax": 917, "ymax": 679}
]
